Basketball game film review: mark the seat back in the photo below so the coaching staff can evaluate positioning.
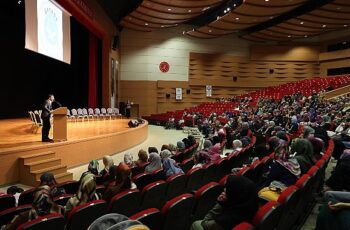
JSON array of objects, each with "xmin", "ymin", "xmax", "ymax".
[
  {"xmin": 71, "ymin": 109, "xmax": 78, "ymax": 116},
  {"xmin": 133, "ymin": 173, "xmax": 152, "ymax": 190},
  {"xmin": 107, "ymin": 108, "xmax": 114, "ymax": 114},
  {"xmin": 233, "ymin": 222, "xmax": 255, "ymax": 230},
  {"xmin": 193, "ymin": 182, "xmax": 223, "ymax": 221},
  {"xmin": 166, "ymin": 173, "xmax": 187, "ymax": 200},
  {"xmin": 56, "ymin": 180, "xmax": 79, "ymax": 194},
  {"xmin": 130, "ymin": 208, "xmax": 162, "ymax": 230},
  {"xmin": 83, "ymin": 108, "xmax": 89, "ymax": 116},
  {"xmin": 53, "ymin": 194, "xmax": 72, "ymax": 206},
  {"xmin": 202, "ymin": 163, "xmax": 218, "ymax": 184},
  {"xmin": 77, "ymin": 108, "xmax": 83, "ymax": 116},
  {"xmin": 113, "ymin": 108, "xmax": 120, "ymax": 115},
  {"xmin": 0, "ymin": 205, "xmax": 32, "ymax": 226},
  {"xmin": 0, "ymin": 195, "xmax": 16, "ymax": 212},
  {"xmin": 66, "ymin": 200, "xmax": 107, "ymax": 230},
  {"xmin": 88, "ymin": 108, "xmax": 94, "ymax": 115},
  {"xmin": 94, "ymin": 108, "xmax": 101, "ymax": 115},
  {"xmin": 141, "ymin": 181, "xmax": 167, "ymax": 210},
  {"xmin": 252, "ymin": 201, "xmax": 282, "ymax": 230},
  {"xmin": 180, "ymin": 158, "xmax": 194, "ymax": 173},
  {"xmin": 276, "ymin": 186, "xmax": 300, "ymax": 229},
  {"xmin": 109, "ymin": 189, "xmax": 142, "ymax": 216},
  {"xmin": 161, "ymin": 194, "xmax": 195, "ymax": 230},
  {"xmin": 186, "ymin": 168, "xmax": 205, "ymax": 192},
  {"xmin": 101, "ymin": 108, "xmax": 107, "ymax": 114},
  {"xmin": 151, "ymin": 169, "xmax": 166, "ymax": 181},
  {"xmin": 17, "ymin": 213, "xmax": 65, "ymax": 230},
  {"xmin": 216, "ymin": 158, "xmax": 230, "ymax": 180},
  {"xmin": 18, "ymin": 188, "xmax": 36, "ymax": 206}
]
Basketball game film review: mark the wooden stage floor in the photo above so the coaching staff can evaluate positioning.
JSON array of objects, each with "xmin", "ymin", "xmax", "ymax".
[
  {"xmin": 0, "ymin": 118, "xmax": 148, "ymax": 185},
  {"xmin": 0, "ymin": 118, "xmax": 134, "ymax": 152}
]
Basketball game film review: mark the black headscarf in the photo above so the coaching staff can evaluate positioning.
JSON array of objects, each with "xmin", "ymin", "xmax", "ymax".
[{"xmin": 215, "ymin": 176, "xmax": 258, "ymax": 230}]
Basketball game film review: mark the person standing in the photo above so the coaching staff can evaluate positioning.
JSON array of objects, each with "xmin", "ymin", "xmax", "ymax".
[
  {"xmin": 126, "ymin": 100, "xmax": 131, "ymax": 118},
  {"xmin": 41, "ymin": 94, "xmax": 55, "ymax": 142}
]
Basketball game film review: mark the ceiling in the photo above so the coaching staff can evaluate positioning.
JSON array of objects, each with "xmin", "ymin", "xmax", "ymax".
[{"xmin": 97, "ymin": 0, "xmax": 350, "ymax": 42}]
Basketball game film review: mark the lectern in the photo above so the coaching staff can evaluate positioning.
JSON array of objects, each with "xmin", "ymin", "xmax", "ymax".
[{"xmin": 52, "ymin": 107, "xmax": 67, "ymax": 141}]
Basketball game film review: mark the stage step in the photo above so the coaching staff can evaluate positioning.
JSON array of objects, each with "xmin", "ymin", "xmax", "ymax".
[
  {"xmin": 19, "ymin": 151, "xmax": 73, "ymax": 187},
  {"xmin": 20, "ymin": 151, "xmax": 56, "ymax": 164}
]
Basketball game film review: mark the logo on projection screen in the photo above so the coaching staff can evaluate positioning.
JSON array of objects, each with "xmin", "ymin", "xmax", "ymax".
[
  {"xmin": 159, "ymin": 61, "xmax": 170, "ymax": 73},
  {"xmin": 38, "ymin": 0, "xmax": 63, "ymax": 61}
]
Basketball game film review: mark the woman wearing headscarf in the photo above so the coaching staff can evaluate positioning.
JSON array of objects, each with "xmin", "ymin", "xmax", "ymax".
[
  {"xmin": 292, "ymin": 138, "xmax": 316, "ymax": 174},
  {"xmin": 163, "ymin": 158, "xmax": 184, "ymax": 177},
  {"xmin": 103, "ymin": 163, "xmax": 136, "ymax": 203},
  {"xmin": 191, "ymin": 176, "xmax": 258, "ymax": 230},
  {"xmin": 192, "ymin": 151, "xmax": 210, "ymax": 169},
  {"xmin": 325, "ymin": 149, "xmax": 350, "ymax": 192},
  {"xmin": 65, "ymin": 172, "xmax": 100, "ymax": 214},
  {"xmin": 208, "ymin": 143, "xmax": 222, "ymax": 163},
  {"xmin": 188, "ymin": 135, "xmax": 197, "ymax": 146},
  {"xmin": 40, "ymin": 172, "xmax": 65, "ymax": 197},
  {"xmin": 259, "ymin": 140, "xmax": 301, "ymax": 201},
  {"xmin": 124, "ymin": 153, "xmax": 135, "ymax": 168},
  {"xmin": 232, "ymin": 140, "xmax": 242, "ymax": 154},
  {"xmin": 145, "ymin": 153, "xmax": 162, "ymax": 173},
  {"xmin": 308, "ymin": 137, "xmax": 325, "ymax": 161},
  {"xmin": 100, "ymin": 155, "xmax": 114, "ymax": 178},
  {"xmin": 302, "ymin": 126, "xmax": 315, "ymax": 139},
  {"xmin": 136, "ymin": 149, "xmax": 148, "ymax": 167},
  {"xmin": 148, "ymin": 147, "xmax": 158, "ymax": 154},
  {"xmin": 1, "ymin": 186, "xmax": 63, "ymax": 230},
  {"xmin": 87, "ymin": 160, "xmax": 99, "ymax": 176},
  {"xmin": 160, "ymin": 149, "xmax": 173, "ymax": 160}
]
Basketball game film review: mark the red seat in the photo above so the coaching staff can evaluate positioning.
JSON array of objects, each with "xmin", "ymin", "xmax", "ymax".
[
  {"xmin": 186, "ymin": 167, "xmax": 205, "ymax": 192},
  {"xmin": 108, "ymin": 189, "xmax": 141, "ymax": 216},
  {"xmin": 66, "ymin": 200, "xmax": 107, "ymax": 230},
  {"xmin": 166, "ymin": 173, "xmax": 187, "ymax": 200},
  {"xmin": 215, "ymin": 158, "xmax": 230, "ymax": 181},
  {"xmin": 161, "ymin": 194, "xmax": 195, "ymax": 230},
  {"xmin": 0, "ymin": 205, "xmax": 32, "ymax": 227},
  {"xmin": 53, "ymin": 193, "xmax": 72, "ymax": 206},
  {"xmin": 18, "ymin": 188, "xmax": 36, "ymax": 206},
  {"xmin": 151, "ymin": 169, "xmax": 166, "ymax": 182},
  {"xmin": 202, "ymin": 162, "xmax": 218, "ymax": 184},
  {"xmin": 276, "ymin": 186, "xmax": 300, "ymax": 230},
  {"xmin": 193, "ymin": 182, "xmax": 223, "ymax": 221},
  {"xmin": 132, "ymin": 173, "xmax": 152, "ymax": 190},
  {"xmin": 17, "ymin": 213, "xmax": 65, "ymax": 230},
  {"xmin": 141, "ymin": 180, "xmax": 167, "ymax": 210},
  {"xmin": 56, "ymin": 180, "xmax": 80, "ymax": 194},
  {"xmin": 252, "ymin": 201, "xmax": 282, "ymax": 230},
  {"xmin": 130, "ymin": 208, "xmax": 162, "ymax": 230},
  {"xmin": 232, "ymin": 222, "xmax": 255, "ymax": 230},
  {"xmin": 0, "ymin": 194, "xmax": 16, "ymax": 212},
  {"xmin": 180, "ymin": 158, "xmax": 194, "ymax": 173}
]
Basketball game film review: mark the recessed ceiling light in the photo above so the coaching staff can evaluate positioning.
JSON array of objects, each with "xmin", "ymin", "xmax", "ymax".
[
  {"xmin": 202, "ymin": 7, "xmax": 210, "ymax": 11},
  {"xmin": 265, "ymin": 0, "xmax": 269, "ymax": 2},
  {"xmin": 235, "ymin": 17, "xmax": 239, "ymax": 20},
  {"xmin": 175, "ymin": 24, "xmax": 178, "ymax": 26},
  {"xmin": 209, "ymin": 30, "xmax": 212, "ymax": 33},
  {"xmin": 344, "ymin": 25, "xmax": 348, "ymax": 27},
  {"xmin": 224, "ymin": 10, "xmax": 227, "ymax": 13},
  {"xmin": 145, "ymin": 23, "xmax": 148, "ymax": 26},
  {"xmin": 234, "ymin": 4, "xmax": 236, "ymax": 7},
  {"xmin": 227, "ymin": 7, "xmax": 230, "ymax": 11},
  {"xmin": 322, "ymin": 24, "xmax": 327, "ymax": 27},
  {"xmin": 188, "ymin": 9, "xmax": 192, "ymax": 12},
  {"xmin": 300, "ymin": 21, "xmax": 304, "ymax": 24},
  {"xmin": 182, "ymin": 31, "xmax": 185, "ymax": 35},
  {"xmin": 342, "ymin": 41, "xmax": 347, "ymax": 45},
  {"xmin": 217, "ymin": 16, "xmax": 220, "ymax": 20},
  {"xmin": 304, "ymin": 35, "xmax": 308, "ymax": 38},
  {"xmin": 167, "ymin": 8, "xmax": 172, "ymax": 11},
  {"xmin": 161, "ymin": 25, "xmax": 164, "ymax": 28},
  {"xmin": 337, "ymin": 7, "xmax": 341, "ymax": 10},
  {"xmin": 288, "ymin": 35, "xmax": 291, "ymax": 38},
  {"xmin": 269, "ymin": 16, "xmax": 274, "ymax": 19}
]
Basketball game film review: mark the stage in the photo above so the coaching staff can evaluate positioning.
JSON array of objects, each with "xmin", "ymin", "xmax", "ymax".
[{"xmin": 0, "ymin": 118, "xmax": 148, "ymax": 185}]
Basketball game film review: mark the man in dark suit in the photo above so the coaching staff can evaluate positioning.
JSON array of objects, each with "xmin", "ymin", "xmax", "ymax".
[{"xmin": 41, "ymin": 94, "xmax": 55, "ymax": 142}]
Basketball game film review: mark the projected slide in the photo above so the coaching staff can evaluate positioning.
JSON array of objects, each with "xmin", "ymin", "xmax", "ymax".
[
  {"xmin": 25, "ymin": 0, "xmax": 71, "ymax": 64},
  {"xmin": 37, "ymin": 0, "xmax": 63, "ymax": 61}
]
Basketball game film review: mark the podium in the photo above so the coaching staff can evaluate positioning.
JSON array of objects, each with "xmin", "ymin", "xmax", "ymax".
[{"xmin": 52, "ymin": 107, "xmax": 67, "ymax": 141}]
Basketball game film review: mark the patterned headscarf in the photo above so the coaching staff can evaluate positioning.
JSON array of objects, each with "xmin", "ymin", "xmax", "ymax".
[
  {"xmin": 29, "ymin": 185, "xmax": 61, "ymax": 220},
  {"xmin": 88, "ymin": 160, "xmax": 99, "ymax": 175},
  {"xmin": 67, "ymin": 173, "xmax": 97, "ymax": 209},
  {"xmin": 145, "ymin": 153, "xmax": 162, "ymax": 173},
  {"xmin": 103, "ymin": 155, "xmax": 114, "ymax": 173},
  {"xmin": 124, "ymin": 153, "xmax": 134, "ymax": 167}
]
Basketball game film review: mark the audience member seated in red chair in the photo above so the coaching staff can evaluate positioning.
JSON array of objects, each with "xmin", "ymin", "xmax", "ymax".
[
  {"xmin": 145, "ymin": 153, "xmax": 162, "ymax": 174},
  {"xmin": 65, "ymin": 172, "xmax": 100, "ymax": 215},
  {"xmin": 259, "ymin": 140, "xmax": 301, "ymax": 202},
  {"xmin": 292, "ymin": 138, "xmax": 317, "ymax": 174},
  {"xmin": 1, "ymin": 186, "xmax": 63, "ymax": 230},
  {"xmin": 191, "ymin": 176, "xmax": 258, "ymax": 230},
  {"xmin": 192, "ymin": 151, "xmax": 210, "ymax": 169},
  {"xmin": 124, "ymin": 153, "xmax": 136, "ymax": 168},
  {"xmin": 99, "ymin": 155, "xmax": 115, "ymax": 178},
  {"xmin": 316, "ymin": 191, "xmax": 350, "ymax": 230},
  {"xmin": 324, "ymin": 149, "xmax": 350, "ymax": 192},
  {"xmin": 85, "ymin": 160, "xmax": 100, "ymax": 176},
  {"xmin": 208, "ymin": 143, "xmax": 222, "ymax": 163},
  {"xmin": 162, "ymin": 157, "xmax": 184, "ymax": 177},
  {"xmin": 40, "ymin": 172, "xmax": 65, "ymax": 197},
  {"xmin": 135, "ymin": 149, "xmax": 148, "ymax": 168},
  {"xmin": 103, "ymin": 163, "xmax": 136, "ymax": 203}
]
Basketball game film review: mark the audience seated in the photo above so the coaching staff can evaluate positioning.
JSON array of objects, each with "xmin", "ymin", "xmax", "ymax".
[
  {"xmin": 208, "ymin": 143, "xmax": 221, "ymax": 162},
  {"xmin": 316, "ymin": 191, "xmax": 350, "ymax": 230},
  {"xmin": 40, "ymin": 172, "xmax": 65, "ymax": 197},
  {"xmin": 100, "ymin": 155, "xmax": 114, "ymax": 178},
  {"xmin": 292, "ymin": 138, "xmax": 316, "ymax": 174},
  {"xmin": 191, "ymin": 176, "xmax": 258, "ymax": 230},
  {"xmin": 145, "ymin": 153, "xmax": 162, "ymax": 173},
  {"xmin": 65, "ymin": 172, "xmax": 100, "ymax": 214},
  {"xmin": 162, "ymin": 157, "xmax": 183, "ymax": 177},
  {"xmin": 324, "ymin": 149, "xmax": 350, "ymax": 192},
  {"xmin": 136, "ymin": 149, "xmax": 148, "ymax": 167},
  {"xmin": 192, "ymin": 152, "xmax": 209, "ymax": 169},
  {"xmin": 259, "ymin": 140, "xmax": 301, "ymax": 201},
  {"xmin": 1, "ymin": 186, "xmax": 63, "ymax": 230},
  {"xmin": 124, "ymin": 153, "xmax": 136, "ymax": 168},
  {"xmin": 103, "ymin": 163, "xmax": 136, "ymax": 203},
  {"xmin": 86, "ymin": 160, "xmax": 99, "ymax": 176},
  {"xmin": 148, "ymin": 147, "xmax": 158, "ymax": 154}
]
